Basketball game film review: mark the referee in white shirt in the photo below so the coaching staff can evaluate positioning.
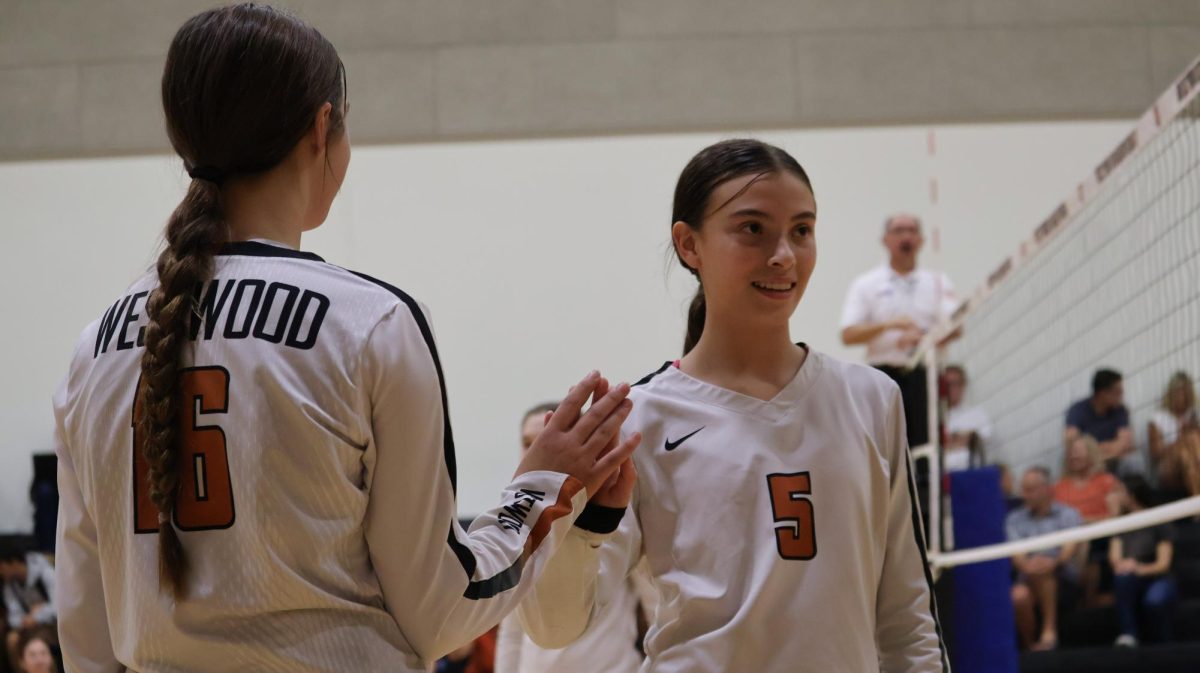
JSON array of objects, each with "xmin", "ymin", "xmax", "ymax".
[{"xmin": 840, "ymin": 213, "xmax": 958, "ymax": 451}]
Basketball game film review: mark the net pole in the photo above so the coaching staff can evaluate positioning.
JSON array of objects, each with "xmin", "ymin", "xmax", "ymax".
[{"xmin": 925, "ymin": 345, "xmax": 942, "ymax": 554}]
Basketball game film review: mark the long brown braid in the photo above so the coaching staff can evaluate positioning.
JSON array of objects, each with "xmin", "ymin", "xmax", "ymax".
[
  {"xmin": 141, "ymin": 3, "xmax": 345, "ymax": 596},
  {"xmin": 138, "ymin": 179, "xmax": 225, "ymax": 594}
]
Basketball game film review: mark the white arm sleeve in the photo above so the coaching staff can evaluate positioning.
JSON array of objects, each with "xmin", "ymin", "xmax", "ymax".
[
  {"xmin": 875, "ymin": 388, "xmax": 950, "ymax": 673},
  {"xmin": 54, "ymin": 379, "xmax": 121, "ymax": 673},
  {"xmin": 361, "ymin": 302, "xmax": 589, "ymax": 663},
  {"xmin": 518, "ymin": 483, "xmax": 643, "ymax": 649},
  {"xmin": 493, "ymin": 614, "xmax": 523, "ymax": 673}
]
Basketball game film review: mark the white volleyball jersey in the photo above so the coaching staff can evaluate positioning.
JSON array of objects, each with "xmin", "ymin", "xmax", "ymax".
[
  {"xmin": 520, "ymin": 350, "xmax": 948, "ymax": 673},
  {"xmin": 53, "ymin": 240, "xmax": 590, "ymax": 673},
  {"xmin": 495, "ymin": 573, "xmax": 641, "ymax": 673}
]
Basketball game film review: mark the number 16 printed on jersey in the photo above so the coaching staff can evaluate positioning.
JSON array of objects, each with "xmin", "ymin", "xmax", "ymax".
[{"xmin": 132, "ymin": 366, "xmax": 236, "ymax": 533}]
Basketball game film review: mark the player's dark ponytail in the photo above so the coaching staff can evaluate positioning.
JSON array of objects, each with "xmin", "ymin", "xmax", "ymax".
[
  {"xmin": 141, "ymin": 2, "xmax": 345, "ymax": 597},
  {"xmin": 671, "ymin": 139, "xmax": 814, "ymax": 355},
  {"xmin": 683, "ymin": 288, "xmax": 706, "ymax": 356}
]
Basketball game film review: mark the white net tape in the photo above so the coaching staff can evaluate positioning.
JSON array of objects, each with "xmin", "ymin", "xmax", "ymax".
[{"xmin": 932, "ymin": 496, "xmax": 1200, "ymax": 570}]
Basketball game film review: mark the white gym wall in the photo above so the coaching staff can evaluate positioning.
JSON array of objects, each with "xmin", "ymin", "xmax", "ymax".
[{"xmin": 0, "ymin": 119, "xmax": 1129, "ymax": 529}]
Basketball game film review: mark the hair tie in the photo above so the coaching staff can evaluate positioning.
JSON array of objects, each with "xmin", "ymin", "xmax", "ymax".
[{"xmin": 187, "ymin": 165, "xmax": 227, "ymax": 185}]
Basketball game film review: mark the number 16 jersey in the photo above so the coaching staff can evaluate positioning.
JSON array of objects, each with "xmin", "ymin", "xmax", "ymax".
[{"xmin": 54, "ymin": 240, "xmax": 590, "ymax": 672}]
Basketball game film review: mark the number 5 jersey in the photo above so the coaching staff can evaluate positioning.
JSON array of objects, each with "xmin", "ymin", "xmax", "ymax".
[
  {"xmin": 519, "ymin": 349, "xmax": 949, "ymax": 673},
  {"xmin": 53, "ymin": 240, "xmax": 594, "ymax": 673}
]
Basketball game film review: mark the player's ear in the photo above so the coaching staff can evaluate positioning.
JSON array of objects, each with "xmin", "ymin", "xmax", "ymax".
[
  {"xmin": 309, "ymin": 101, "xmax": 333, "ymax": 156},
  {"xmin": 672, "ymin": 221, "xmax": 701, "ymax": 272}
]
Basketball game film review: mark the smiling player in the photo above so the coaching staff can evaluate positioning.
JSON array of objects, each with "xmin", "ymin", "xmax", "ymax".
[{"xmin": 519, "ymin": 139, "xmax": 948, "ymax": 672}]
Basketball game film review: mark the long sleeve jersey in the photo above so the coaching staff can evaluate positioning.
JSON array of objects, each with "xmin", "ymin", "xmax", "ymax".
[
  {"xmin": 520, "ymin": 350, "xmax": 948, "ymax": 673},
  {"xmin": 54, "ymin": 240, "xmax": 588, "ymax": 672}
]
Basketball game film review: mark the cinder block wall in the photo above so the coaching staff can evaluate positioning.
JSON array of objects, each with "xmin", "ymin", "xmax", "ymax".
[{"xmin": 2, "ymin": 0, "xmax": 1197, "ymax": 160}]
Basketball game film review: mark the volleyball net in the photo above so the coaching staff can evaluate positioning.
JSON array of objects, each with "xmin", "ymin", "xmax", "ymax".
[{"xmin": 912, "ymin": 51, "xmax": 1200, "ymax": 568}]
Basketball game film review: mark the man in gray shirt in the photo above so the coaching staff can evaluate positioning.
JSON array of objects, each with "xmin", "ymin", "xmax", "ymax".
[{"xmin": 1006, "ymin": 467, "xmax": 1082, "ymax": 651}]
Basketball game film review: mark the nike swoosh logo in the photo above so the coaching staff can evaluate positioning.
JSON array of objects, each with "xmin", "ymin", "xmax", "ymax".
[{"xmin": 664, "ymin": 426, "xmax": 705, "ymax": 451}]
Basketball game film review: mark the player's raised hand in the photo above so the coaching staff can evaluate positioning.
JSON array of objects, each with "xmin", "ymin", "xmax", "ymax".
[
  {"xmin": 591, "ymin": 455, "xmax": 637, "ymax": 509},
  {"xmin": 516, "ymin": 371, "xmax": 641, "ymax": 497}
]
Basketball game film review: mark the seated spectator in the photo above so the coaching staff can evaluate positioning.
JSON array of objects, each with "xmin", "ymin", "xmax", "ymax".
[
  {"xmin": 1054, "ymin": 435, "xmax": 1119, "ymax": 523},
  {"xmin": 1007, "ymin": 467, "xmax": 1083, "ymax": 651},
  {"xmin": 1065, "ymin": 369, "xmax": 1133, "ymax": 473},
  {"xmin": 1, "ymin": 542, "xmax": 56, "ymax": 671},
  {"xmin": 943, "ymin": 365, "xmax": 992, "ymax": 471},
  {"xmin": 15, "ymin": 626, "xmax": 58, "ymax": 673},
  {"xmin": 1110, "ymin": 475, "xmax": 1177, "ymax": 647},
  {"xmin": 1054, "ymin": 435, "xmax": 1120, "ymax": 606},
  {"xmin": 1148, "ymin": 371, "xmax": 1200, "ymax": 499}
]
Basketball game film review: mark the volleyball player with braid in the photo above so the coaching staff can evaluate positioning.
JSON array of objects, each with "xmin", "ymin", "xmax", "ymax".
[
  {"xmin": 52, "ymin": 5, "xmax": 637, "ymax": 672},
  {"xmin": 520, "ymin": 140, "xmax": 947, "ymax": 672}
]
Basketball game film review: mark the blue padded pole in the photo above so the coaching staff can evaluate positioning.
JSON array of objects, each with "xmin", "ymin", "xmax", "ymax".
[{"xmin": 949, "ymin": 466, "xmax": 1018, "ymax": 673}]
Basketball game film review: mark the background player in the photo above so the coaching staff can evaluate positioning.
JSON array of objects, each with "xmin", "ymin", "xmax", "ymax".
[
  {"xmin": 495, "ymin": 402, "xmax": 644, "ymax": 673},
  {"xmin": 53, "ymin": 5, "xmax": 638, "ymax": 672},
  {"xmin": 518, "ymin": 139, "xmax": 947, "ymax": 672}
]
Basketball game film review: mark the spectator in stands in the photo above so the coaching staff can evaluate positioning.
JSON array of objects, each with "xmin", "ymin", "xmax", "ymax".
[
  {"xmin": 1110, "ymin": 475, "xmax": 1178, "ymax": 647},
  {"xmin": 1065, "ymin": 369, "xmax": 1133, "ymax": 473},
  {"xmin": 840, "ymin": 213, "xmax": 958, "ymax": 450},
  {"xmin": 15, "ymin": 626, "xmax": 58, "ymax": 673},
  {"xmin": 1148, "ymin": 371, "xmax": 1200, "ymax": 499},
  {"xmin": 1, "ymin": 542, "xmax": 56, "ymax": 671},
  {"xmin": 1054, "ymin": 435, "xmax": 1119, "ymax": 524},
  {"xmin": 1054, "ymin": 435, "xmax": 1120, "ymax": 606},
  {"xmin": 1008, "ymin": 466, "xmax": 1083, "ymax": 651},
  {"xmin": 943, "ymin": 364, "xmax": 992, "ymax": 471}
]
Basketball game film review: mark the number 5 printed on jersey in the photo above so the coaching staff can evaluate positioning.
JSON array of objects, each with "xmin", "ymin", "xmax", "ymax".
[
  {"xmin": 767, "ymin": 472, "xmax": 816, "ymax": 560},
  {"xmin": 132, "ymin": 366, "xmax": 236, "ymax": 533}
]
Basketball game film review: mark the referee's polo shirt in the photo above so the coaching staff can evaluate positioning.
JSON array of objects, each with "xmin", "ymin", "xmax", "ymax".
[{"xmin": 840, "ymin": 264, "xmax": 958, "ymax": 366}]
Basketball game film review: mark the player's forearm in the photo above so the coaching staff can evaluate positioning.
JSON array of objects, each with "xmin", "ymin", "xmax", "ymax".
[
  {"xmin": 493, "ymin": 615, "xmax": 523, "ymax": 673},
  {"xmin": 1138, "ymin": 543, "xmax": 1173, "ymax": 576},
  {"xmin": 877, "ymin": 554, "xmax": 947, "ymax": 672},
  {"xmin": 377, "ymin": 471, "xmax": 588, "ymax": 662},
  {"xmin": 841, "ymin": 322, "xmax": 888, "ymax": 345},
  {"xmin": 878, "ymin": 405, "xmax": 948, "ymax": 672},
  {"xmin": 876, "ymin": 551, "xmax": 946, "ymax": 673},
  {"xmin": 518, "ymin": 505, "xmax": 623, "ymax": 649},
  {"xmin": 1098, "ymin": 438, "xmax": 1130, "ymax": 460}
]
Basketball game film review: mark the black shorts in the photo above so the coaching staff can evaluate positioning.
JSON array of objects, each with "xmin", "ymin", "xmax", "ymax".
[{"xmin": 874, "ymin": 364, "xmax": 929, "ymax": 449}]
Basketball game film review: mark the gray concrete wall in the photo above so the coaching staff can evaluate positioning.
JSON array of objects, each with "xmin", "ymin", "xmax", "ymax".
[{"xmin": 2, "ymin": 0, "xmax": 1198, "ymax": 160}]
